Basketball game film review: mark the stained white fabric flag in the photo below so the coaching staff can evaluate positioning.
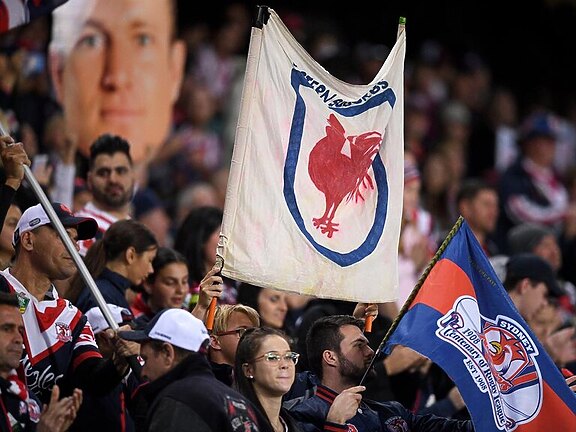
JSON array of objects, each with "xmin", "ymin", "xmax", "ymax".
[{"xmin": 219, "ymin": 8, "xmax": 406, "ymax": 303}]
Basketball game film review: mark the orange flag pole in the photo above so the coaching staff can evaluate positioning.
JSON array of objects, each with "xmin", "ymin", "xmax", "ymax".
[
  {"xmin": 205, "ymin": 298, "xmax": 218, "ymax": 332},
  {"xmin": 364, "ymin": 314, "xmax": 375, "ymax": 332}
]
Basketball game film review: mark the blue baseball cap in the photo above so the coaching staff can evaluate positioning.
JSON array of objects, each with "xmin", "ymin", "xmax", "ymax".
[{"xmin": 519, "ymin": 112, "xmax": 558, "ymax": 143}]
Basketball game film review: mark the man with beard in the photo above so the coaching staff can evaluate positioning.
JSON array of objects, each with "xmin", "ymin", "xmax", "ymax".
[
  {"xmin": 76, "ymin": 134, "xmax": 135, "ymax": 256},
  {"xmin": 287, "ymin": 315, "xmax": 474, "ymax": 432}
]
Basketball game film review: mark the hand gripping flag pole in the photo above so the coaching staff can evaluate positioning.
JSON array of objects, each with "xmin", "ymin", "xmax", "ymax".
[{"xmin": 0, "ymin": 123, "xmax": 142, "ymax": 379}]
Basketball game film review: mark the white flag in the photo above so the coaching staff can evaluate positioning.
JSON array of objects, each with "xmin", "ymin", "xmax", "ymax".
[{"xmin": 219, "ymin": 9, "xmax": 406, "ymax": 303}]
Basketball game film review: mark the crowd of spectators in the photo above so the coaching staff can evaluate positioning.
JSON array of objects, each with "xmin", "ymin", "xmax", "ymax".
[{"xmin": 0, "ymin": 1, "xmax": 576, "ymax": 430}]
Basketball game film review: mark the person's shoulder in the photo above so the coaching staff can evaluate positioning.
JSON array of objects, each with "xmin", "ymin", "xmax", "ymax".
[
  {"xmin": 284, "ymin": 392, "xmax": 323, "ymax": 413},
  {"xmin": 499, "ymin": 160, "xmax": 523, "ymax": 177},
  {"xmin": 284, "ymin": 370, "xmax": 318, "ymax": 402},
  {"xmin": 76, "ymin": 202, "xmax": 118, "ymax": 226},
  {"xmin": 364, "ymin": 398, "xmax": 408, "ymax": 415},
  {"xmin": 162, "ymin": 370, "xmax": 222, "ymax": 396},
  {"xmin": 0, "ymin": 272, "xmax": 9, "ymax": 292}
]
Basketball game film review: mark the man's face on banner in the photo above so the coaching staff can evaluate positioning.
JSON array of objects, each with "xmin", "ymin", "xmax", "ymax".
[{"xmin": 49, "ymin": 0, "xmax": 185, "ymax": 163}]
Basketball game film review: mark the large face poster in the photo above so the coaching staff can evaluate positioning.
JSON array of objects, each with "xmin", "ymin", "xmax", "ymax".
[{"xmin": 1, "ymin": 0, "xmax": 186, "ymax": 165}]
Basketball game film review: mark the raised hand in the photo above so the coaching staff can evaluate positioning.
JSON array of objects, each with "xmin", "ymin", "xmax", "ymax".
[{"xmin": 326, "ymin": 385, "xmax": 365, "ymax": 425}]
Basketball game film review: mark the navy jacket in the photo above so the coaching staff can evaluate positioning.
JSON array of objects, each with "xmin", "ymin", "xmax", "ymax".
[
  {"xmin": 139, "ymin": 354, "xmax": 265, "ymax": 432},
  {"xmin": 76, "ymin": 268, "xmax": 132, "ymax": 313},
  {"xmin": 287, "ymin": 384, "xmax": 474, "ymax": 432}
]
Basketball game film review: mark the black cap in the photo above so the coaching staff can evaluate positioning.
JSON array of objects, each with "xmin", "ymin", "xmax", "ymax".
[{"xmin": 505, "ymin": 253, "xmax": 564, "ymax": 298}]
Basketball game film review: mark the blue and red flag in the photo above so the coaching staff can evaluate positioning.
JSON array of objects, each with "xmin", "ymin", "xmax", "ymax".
[{"xmin": 384, "ymin": 217, "xmax": 576, "ymax": 431}]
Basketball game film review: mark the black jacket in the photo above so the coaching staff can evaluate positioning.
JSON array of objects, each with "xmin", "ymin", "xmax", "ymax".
[
  {"xmin": 69, "ymin": 372, "xmax": 140, "ymax": 432},
  {"xmin": 139, "ymin": 353, "xmax": 265, "ymax": 432},
  {"xmin": 287, "ymin": 384, "xmax": 474, "ymax": 432},
  {"xmin": 209, "ymin": 360, "xmax": 234, "ymax": 386}
]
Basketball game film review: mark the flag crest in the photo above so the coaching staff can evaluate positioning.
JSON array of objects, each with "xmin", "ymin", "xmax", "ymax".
[{"xmin": 219, "ymin": 8, "xmax": 405, "ymax": 302}]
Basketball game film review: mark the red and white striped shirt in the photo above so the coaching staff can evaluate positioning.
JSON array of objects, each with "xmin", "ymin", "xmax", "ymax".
[{"xmin": 75, "ymin": 202, "xmax": 130, "ymax": 256}]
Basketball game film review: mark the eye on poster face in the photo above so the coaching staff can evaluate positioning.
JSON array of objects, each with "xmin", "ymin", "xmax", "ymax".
[{"xmin": 1, "ymin": 0, "xmax": 186, "ymax": 166}]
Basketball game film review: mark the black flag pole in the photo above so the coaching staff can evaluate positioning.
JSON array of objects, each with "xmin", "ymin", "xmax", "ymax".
[{"xmin": 255, "ymin": 5, "xmax": 270, "ymax": 29}]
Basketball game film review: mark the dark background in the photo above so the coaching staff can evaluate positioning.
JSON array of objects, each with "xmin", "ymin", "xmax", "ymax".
[{"xmin": 180, "ymin": 0, "xmax": 576, "ymax": 114}]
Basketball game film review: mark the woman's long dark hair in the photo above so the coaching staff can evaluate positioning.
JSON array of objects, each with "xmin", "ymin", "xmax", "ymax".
[
  {"xmin": 142, "ymin": 247, "xmax": 188, "ymax": 303},
  {"xmin": 173, "ymin": 206, "xmax": 222, "ymax": 283},
  {"xmin": 234, "ymin": 327, "xmax": 293, "ymax": 432},
  {"xmin": 67, "ymin": 219, "xmax": 158, "ymax": 303},
  {"xmin": 146, "ymin": 247, "xmax": 188, "ymax": 284},
  {"xmin": 235, "ymin": 283, "xmax": 262, "ymax": 313}
]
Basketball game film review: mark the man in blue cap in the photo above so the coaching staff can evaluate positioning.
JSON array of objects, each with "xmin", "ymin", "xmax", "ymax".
[{"xmin": 497, "ymin": 112, "xmax": 569, "ymax": 252}]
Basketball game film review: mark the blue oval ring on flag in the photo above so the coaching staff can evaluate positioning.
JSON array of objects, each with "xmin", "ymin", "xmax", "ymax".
[{"xmin": 283, "ymin": 68, "xmax": 393, "ymax": 267}]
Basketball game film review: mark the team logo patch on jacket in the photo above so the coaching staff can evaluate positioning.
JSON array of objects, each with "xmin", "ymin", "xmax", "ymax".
[
  {"xmin": 55, "ymin": 322, "xmax": 72, "ymax": 343},
  {"xmin": 226, "ymin": 395, "xmax": 260, "ymax": 431},
  {"xmin": 384, "ymin": 416, "xmax": 408, "ymax": 431}
]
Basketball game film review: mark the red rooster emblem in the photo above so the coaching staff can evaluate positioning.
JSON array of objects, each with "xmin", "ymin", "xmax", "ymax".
[
  {"xmin": 308, "ymin": 114, "xmax": 382, "ymax": 238},
  {"xmin": 482, "ymin": 325, "xmax": 532, "ymax": 392}
]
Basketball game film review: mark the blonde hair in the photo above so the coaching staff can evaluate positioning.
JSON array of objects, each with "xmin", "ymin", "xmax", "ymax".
[{"xmin": 213, "ymin": 304, "xmax": 260, "ymax": 334}]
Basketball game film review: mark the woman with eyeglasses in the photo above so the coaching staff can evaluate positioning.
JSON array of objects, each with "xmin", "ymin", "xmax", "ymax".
[{"xmin": 235, "ymin": 327, "xmax": 304, "ymax": 432}]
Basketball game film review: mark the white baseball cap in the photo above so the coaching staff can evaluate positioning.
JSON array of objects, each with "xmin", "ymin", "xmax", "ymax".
[
  {"xmin": 86, "ymin": 304, "xmax": 134, "ymax": 334},
  {"xmin": 13, "ymin": 202, "xmax": 98, "ymax": 246},
  {"xmin": 118, "ymin": 308, "xmax": 209, "ymax": 352}
]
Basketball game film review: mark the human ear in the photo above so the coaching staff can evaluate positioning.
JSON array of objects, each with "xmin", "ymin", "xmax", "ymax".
[
  {"xmin": 20, "ymin": 231, "xmax": 35, "ymax": 252},
  {"xmin": 48, "ymin": 50, "xmax": 65, "ymax": 104},
  {"xmin": 209, "ymin": 334, "xmax": 221, "ymax": 351},
  {"xmin": 125, "ymin": 246, "xmax": 136, "ymax": 265},
  {"xmin": 163, "ymin": 343, "xmax": 175, "ymax": 366},
  {"xmin": 168, "ymin": 40, "xmax": 186, "ymax": 103},
  {"xmin": 322, "ymin": 350, "xmax": 338, "ymax": 367},
  {"xmin": 242, "ymin": 363, "xmax": 254, "ymax": 379}
]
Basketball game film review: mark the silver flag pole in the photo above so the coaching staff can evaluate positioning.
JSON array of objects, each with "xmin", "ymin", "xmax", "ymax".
[
  {"xmin": 0, "ymin": 123, "xmax": 117, "ymax": 329},
  {"xmin": 1, "ymin": 123, "xmax": 143, "ymax": 377}
]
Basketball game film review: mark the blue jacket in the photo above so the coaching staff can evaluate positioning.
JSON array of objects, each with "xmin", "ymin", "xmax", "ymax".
[{"xmin": 286, "ymin": 384, "xmax": 474, "ymax": 432}]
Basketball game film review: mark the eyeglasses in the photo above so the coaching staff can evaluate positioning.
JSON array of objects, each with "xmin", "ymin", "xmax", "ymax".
[
  {"xmin": 252, "ymin": 351, "xmax": 300, "ymax": 365},
  {"xmin": 215, "ymin": 327, "xmax": 250, "ymax": 338}
]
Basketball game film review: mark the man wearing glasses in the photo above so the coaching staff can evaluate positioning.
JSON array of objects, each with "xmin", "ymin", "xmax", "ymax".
[
  {"xmin": 119, "ymin": 308, "xmax": 264, "ymax": 432},
  {"xmin": 208, "ymin": 304, "xmax": 260, "ymax": 385}
]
